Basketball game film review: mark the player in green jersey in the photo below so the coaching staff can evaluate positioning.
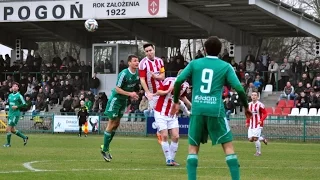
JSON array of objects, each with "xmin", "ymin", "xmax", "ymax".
[
  {"xmin": 171, "ymin": 36, "xmax": 252, "ymax": 180},
  {"xmin": 100, "ymin": 55, "xmax": 140, "ymax": 162},
  {"xmin": 3, "ymin": 82, "xmax": 28, "ymax": 147}
]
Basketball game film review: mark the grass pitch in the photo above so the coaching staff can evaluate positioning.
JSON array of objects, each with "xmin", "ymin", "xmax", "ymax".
[{"xmin": 0, "ymin": 134, "xmax": 319, "ymax": 180}]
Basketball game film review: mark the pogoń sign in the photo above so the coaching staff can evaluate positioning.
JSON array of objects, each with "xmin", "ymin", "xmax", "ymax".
[{"xmin": 0, "ymin": 0, "xmax": 168, "ymax": 22}]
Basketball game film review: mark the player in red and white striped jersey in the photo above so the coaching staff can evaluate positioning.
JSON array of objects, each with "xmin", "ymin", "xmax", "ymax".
[
  {"xmin": 138, "ymin": 43, "xmax": 165, "ymax": 109},
  {"xmin": 246, "ymin": 91, "xmax": 268, "ymax": 156},
  {"xmin": 154, "ymin": 77, "xmax": 191, "ymax": 166}
]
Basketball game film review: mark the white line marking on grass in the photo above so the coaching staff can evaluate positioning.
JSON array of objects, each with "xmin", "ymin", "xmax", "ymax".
[
  {"xmin": 0, "ymin": 170, "xmax": 29, "ymax": 174},
  {"xmin": 22, "ymin": 161, "xmax": 47, "ymax": 172},
  {"xmin": 5, "ymin": 161, "xmax": 320, "ymax": 175}
]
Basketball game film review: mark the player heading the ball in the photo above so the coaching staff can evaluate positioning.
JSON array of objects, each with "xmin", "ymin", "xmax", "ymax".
[{"xmin": 100, "ymin": 55, "xmax": 140, "ymax": 162}]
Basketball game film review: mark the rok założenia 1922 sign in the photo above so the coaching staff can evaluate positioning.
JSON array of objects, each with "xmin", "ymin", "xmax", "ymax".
[{"xmin": 0, "ymin": 0, "xmax": 167, "ymax": 22}]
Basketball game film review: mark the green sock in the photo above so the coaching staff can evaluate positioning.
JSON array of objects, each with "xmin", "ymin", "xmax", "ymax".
[
  {"xmin": 102, "ymin": 131, "xmax": 111, "ymax": 152},
  {"xmin": 15, "ymin": 130, "xmax": 27, "ymax": 139},
  {"xmin": 6, "ymin": 133, "xmax": 11, "ymax": 145},
  {"xmin": 110, "ymin": 131, "xmax": 116, "ymax": 142},
  {"xmin": 187, "ymin": 154, "xmax": 198, "ymax": 180},
  {"xmin": 226, "ymin": 154, "xmax": 240, "ymax": 180}
]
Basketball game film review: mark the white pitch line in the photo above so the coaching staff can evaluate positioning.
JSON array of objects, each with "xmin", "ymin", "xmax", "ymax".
[
  {"xmin": 2, "ymin": 162, "xmax": 319, "ymax": 175},
  {"xmin": 22, "ymin": 161, "xmax": 46, "ymax": 172}
]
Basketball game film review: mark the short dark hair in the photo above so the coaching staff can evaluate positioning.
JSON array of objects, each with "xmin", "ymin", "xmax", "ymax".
[
  {"xmin": 143, "ymin": 43, "xmax": 154, "ymax": 50},
  {"xmin": 204, "ymin": 36, "xmax": 222, "ymax": 56},
  {"xmin": 12, "ymin": 82, "xmax": 20, "ymax": 87},
  {"xmin": 128, "ymin": 55, "xmax": 138, "ymax": 62},
  {"xmin": 252, "ymin": 90, "xmax": 259, "ymax": 94}
]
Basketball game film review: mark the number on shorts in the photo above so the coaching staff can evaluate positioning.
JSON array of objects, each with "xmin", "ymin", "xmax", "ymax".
[{"xmin": 200, "ymin": 69, "xmax": 214, "ymax": 93}]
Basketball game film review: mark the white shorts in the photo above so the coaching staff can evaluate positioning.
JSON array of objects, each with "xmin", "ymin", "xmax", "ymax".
[
  {"xmin": 248, "ymin": 127, "xmax": 263, "ymax": 138},
  {"xmin": 154, "ymin": 111, "xmax": 179, "ymax": 131},
  {"xmin": 148, "ymin": 95, "xmax": 159, "ymax": 110}
]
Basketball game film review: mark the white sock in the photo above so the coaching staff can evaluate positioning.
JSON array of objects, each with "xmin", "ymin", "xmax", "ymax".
[
  {"xmin": 255, "ymin": 140, "xmax": 261, "ymax": 153},
  {"xmin": 259, "ymin": 136, "xmax": 264, "ymax": 141},
  {"xmin": 169, "ymin": 142, "xmax": 179, "ymax": 160},
  {"xmin": 161, "ymin": 141, "xmax": 171, "ymax": 161}
]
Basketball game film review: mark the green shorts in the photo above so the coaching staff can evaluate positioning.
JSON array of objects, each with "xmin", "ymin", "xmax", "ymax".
[
  {"xmin": 104, "ymin": 97, "xmax": 127, "ymax": 120},
  {"xmin": 188, "ymin": 115, "xmax": 233, "ymax": 146},
  {"xmin": 8, "ymin": 115, "xmax": 20, "ymax": 127}
]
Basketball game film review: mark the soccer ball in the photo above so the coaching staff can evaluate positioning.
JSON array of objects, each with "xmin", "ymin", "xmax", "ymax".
[{"xmin": 84, "ymin": 19, "xmax": 98, "ymax": 32}]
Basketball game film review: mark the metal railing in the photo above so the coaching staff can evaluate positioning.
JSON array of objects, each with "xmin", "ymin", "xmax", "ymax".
[{"xmin": 0, "ymin": 113, "xmax": 319, "ymax": 142}]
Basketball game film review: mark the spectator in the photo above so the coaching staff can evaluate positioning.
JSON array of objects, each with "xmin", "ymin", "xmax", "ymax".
[
  {"xmin": 195, "ymin": 50, "xmax": 204, "ymax": 59},
  {"xmin": 278, "ymin": 82, "xmax": 295, "ymax": 101},
  {"xmin": 224, "ymin": 96, "xmax": 235, "ymax": 121},
  {"xmin": 279, "ymin": 57, "xmax": 291, "ymax": 89},
  {"xmin": 72, "ymin": 96, "xmax": 80, "ymax": 111},
  {"xmin": 301, "ymin": 73, "xmax": 311, "ymax": 87},
  {"xmin": 296, "ymin": 92, "xmax": 309, "ymax": 109},
  {"xmin": 246, "ymin": 83, "xmax": 257, "ymax": 101},
  {"xmin": 60, "ymin": 95, "xmax": 73, "ymax": 115},
  {"xmin": 304, "ymin": 83, "xmax": 313, "ymax": 97},
  {"xmin": 294, "ymin": 82, "xmax": 305, "ymax": 98},
  {"xmin": 118, "ymin": 60, "xmax": 128, "ymax": 72},
  {"xmin": 292, "ymin": 56, "xmax": 303, "ymax": 85},
  {"xmin": 253, "ymin": 75, "xmax": 264, "ymax": 94},
  {"xmin": 48, "ymin": 89, "xmax": 58, "ymax": 109},
  {"xmin": 64, "ymin": 80, "xmax": 73, "ymax": 97},
  {"xmin": 86, "ymin": 90, "xmax": 95, "ymax": 102},
  {"xmin": 268, "ymin": 60, "xmax": 279, "ymax": 89},
  {"xmin": 89, "ymin": 73, "xmax": 100, "ymax": 95},
  {"xmin": 20, "ymin": 95, "xmax": 32, "ymax": 113},
  {"xmin": 244, "ymin": 73, "xmax": 252, "ymax": 88},
  {"xmin": 25, "ymin": 83, "xmax": 34, "ymax": 96},
  {"xmin": 312, "ymin": 75, "xmax": 320, "ymax": 92},
  {"xmin": 32, "ymin": 96, "xmax": 46, "ymax": 119},
  {"xmin": 84, "ymin": 97, "xmax": 93, "ymax": 112},
  {"xmin": 309, "ymin": 91, "xmax": 317, "ymax": 108}
]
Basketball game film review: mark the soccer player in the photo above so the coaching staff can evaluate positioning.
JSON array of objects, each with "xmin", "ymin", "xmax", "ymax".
[
  {"xmin": 170, "ymin": 36, "xmax": 252, "ymax": 180},
  {"xmin": 246, "ymin": 91, "xmax": 268, "ymax": 156},
  {"xmin": 100, "ymin": 55, "xmax": 140, "ymax": 162},
  {"xmin": 139, "ymin": 43, "xmax": 166, "ymax": 142},
  {"xmin": 154, "ymin": 77, "xmax": 191, "ymax": 166},
  {"xmin": 3, "ymin": 82, "xmax": 28, "ymax": 147},
  {"xmin": 78, "ymin": 100, "xmax": 89, "ymax": 137},
  {"xmin": 139, "ymin": 43, "xmax": 165, "ymax": 107}
]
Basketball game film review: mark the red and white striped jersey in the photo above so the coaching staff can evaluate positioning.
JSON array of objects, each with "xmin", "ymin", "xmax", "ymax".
[
  {"xmin": 155, "ymin": 77, "xmax": 189, "ymax": 116},
  {"xmin": 246, "ymin": 101, "xmax": 268, "ymax": 129},
  {"xmin": 138, "ymin": 57, "xmax": 165, "ymax": 94}
]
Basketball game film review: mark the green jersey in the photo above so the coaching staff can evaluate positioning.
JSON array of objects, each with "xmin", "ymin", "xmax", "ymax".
[
  {"xmin": 8, "ymin": 92, "xmax": 26, "ymax": 116},
  {"xmin": 110, "ymin": 68, "xmax": 139, "ymax": 99},
  {"xmin": 174, "ymin": 56, "xmax": 248, "ymax": 117}
]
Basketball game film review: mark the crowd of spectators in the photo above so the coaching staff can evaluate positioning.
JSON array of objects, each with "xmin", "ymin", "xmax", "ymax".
[
  {"xmin": 1, "ymin": 48, "xmax": 319, "ymax": 120},
  {"xmin": 277, "ymin": 56, "xmax": 320, "ymax": 109}
]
